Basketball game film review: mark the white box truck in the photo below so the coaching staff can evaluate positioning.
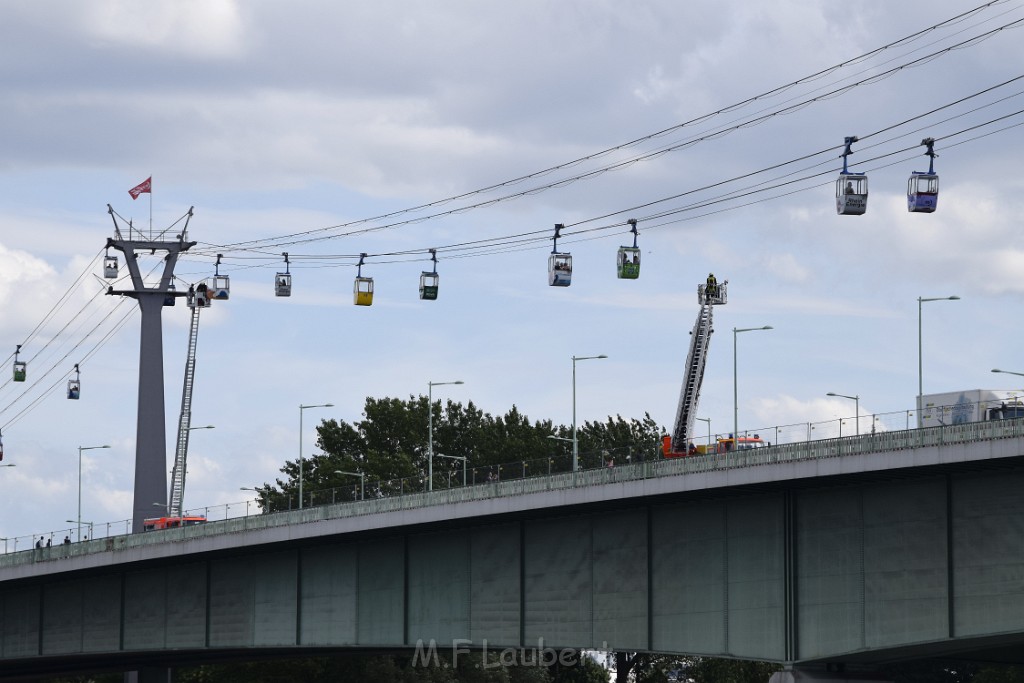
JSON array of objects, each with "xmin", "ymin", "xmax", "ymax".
[{"xmin": 917, "ymin": 389, "xmax": 1024, "ymax": 428}]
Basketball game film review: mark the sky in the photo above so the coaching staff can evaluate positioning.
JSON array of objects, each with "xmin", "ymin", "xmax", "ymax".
[{"xmin": 2, "ymin": 1, "xmax": 1023, "ymax": 545}]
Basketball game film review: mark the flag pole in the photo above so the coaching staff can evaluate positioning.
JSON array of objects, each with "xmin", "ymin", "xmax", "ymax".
[{"xmin": 149, "ymin": 176, "xmax": 153, "ymax": 238}]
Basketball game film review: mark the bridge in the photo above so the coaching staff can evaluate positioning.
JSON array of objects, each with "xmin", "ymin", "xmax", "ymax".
[{"xmin": 3, "ymin": 420, "xmax": 1024, "ymax": 680}]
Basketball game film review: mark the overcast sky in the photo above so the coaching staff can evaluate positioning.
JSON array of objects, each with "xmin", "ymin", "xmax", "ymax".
[{"xmin": 2, "ymin": 1, "xmax": 1023, "ymax": 545}]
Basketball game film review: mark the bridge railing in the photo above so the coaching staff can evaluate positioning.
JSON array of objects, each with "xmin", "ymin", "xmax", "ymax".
[{"xmin": 5, "ymin": 414, "xmax": 1024, "ymax": 566}]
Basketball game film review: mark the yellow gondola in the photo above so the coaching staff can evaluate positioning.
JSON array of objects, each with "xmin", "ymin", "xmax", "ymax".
[{"xmin": 354, "ymin": 253, "xmax": 374, "ymax": 306}]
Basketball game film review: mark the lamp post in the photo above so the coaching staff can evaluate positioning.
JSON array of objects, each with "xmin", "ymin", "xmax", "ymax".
[
  {"xmin": 572, "ymin": 355, "xmax": 607, "ymax": 471},
  {"xmin": 428, "ymin": 380, "xmax": 463, "ymax": 491},
  {"xmin": 66, "ymin": 519, "xmax": 94, "ymax": 542},
  {"xmin": 827, "ymin": 392, "xmax": 860, "ymax": 436},
  {"xmin": 433, "ymin": 453, "xmax": 467, "ymax": 488},
  {"xmin": 733, "ymin": 327, "xmax": 772, "ymax": 449},
  {"xmin": 918, "ymin": 296, "xmax": 959, "ymax": 402},
  {"xmin": 695, "ymin": 417, "xmax": 711, "ymax": 450},
  {"xmin": 299, "ymin": 403, "xmax": 333, "ymax": 509},
  {"xmin": 992, "ymin": 368, "xmax": 1024, "ymax": 379},
  {"xmin": 334, "ymin": 469, "xmax": 365, "ymax": 500},
  {"xmin": 76, "ymin": 444, "xmax": 110, "ymax": 542}
]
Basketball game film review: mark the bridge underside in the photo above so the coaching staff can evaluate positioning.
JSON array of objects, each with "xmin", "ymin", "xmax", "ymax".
[{"xmin": 4, "ymin": 457, "xmax": 1024, "ymax": 678}]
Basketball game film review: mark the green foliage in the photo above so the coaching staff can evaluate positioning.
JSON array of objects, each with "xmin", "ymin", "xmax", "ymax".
[{"xmin": 256, "ymin": 396, "xmax": 663, "ymax": 508}]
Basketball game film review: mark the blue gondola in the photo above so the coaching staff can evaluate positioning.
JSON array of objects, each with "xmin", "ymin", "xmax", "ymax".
[
  {"xmin": 908, "ymin": 137, "xmax": 939, "ymax": 213},
  {"xmin": 548, "ymin": 224, "xmax": 572, "ymax": 287},
  {"xmin": 354, "ymin": 253, "xmax": 374, "ymax": 306},
  {"xmin": 617, "ymin": 219, "xmax": 640, "ymax": 280},
  {"xmin": 163, "ymin": 282, "xmax": 176, "ymax": 307},
  {"xmin": 420, "ymin": 249, "xmax": 439, "ymax": 300},
  {"xmin": 276, "ymin": 252, "xmax": 292, "ymax": 297},
  {"xmin": 836, "ymin": 136, "xmax": 868, "ymax": 215}
]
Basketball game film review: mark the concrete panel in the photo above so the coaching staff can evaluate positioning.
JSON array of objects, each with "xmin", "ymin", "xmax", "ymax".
[
  {"xmin": 525, "ymin": 516, "xmax": 592, "ymax": 648},
  {"xmin": 408, "ymin": 531, "xmax": 470, "ymax": 645},
  {"xmin": 863, "ymin": 479, "xmax": 948, "ymax": 647},
  {"xmin": 592, "ymin": 508, "xmax": 647, "ymax": 651},
  {"xmin": 300, "ymin": 544, "xmax": 358, "ymax": 645},
  {"xmin": 470, "ymin": 522, "xmax": 520, "ymax": 646},
  {"xmin": 81, "ymin": 575, "xmax": 121, "ymax": 652},
  {"xmin": 954, "ymin": 471, "xmax": 1024, "ymax": 636},
  {"xmin": 41, "ymin": 580, "xmax": 84, "ymax": 655},
  {"xmin": 357, "ymin": 536, "xmax": 405, "ymax": 645},
  {"xmin": 124, "ymin": 568, "xmax": 167, "ymax": 650},
  {"xmin": 727, "ymin": 496, "xmax": 785, "ymax": 660},
  {"xmin": 652, "ymin": 501, "xmax": 726, "ymax": 654},
  {"xmin": 1, "ymin": 585, "xmax": 40, "ymax": 658},
  {"xmin": 210, "ymin": 551, "xmax": 297, "ymax": 647},
  {"xmin": 797, "ymin": 487, "xmax": 863, "ymax": 659},
  {"xmin": 166, "ymin": 563, "xmax": 207, "ymax": 649}
]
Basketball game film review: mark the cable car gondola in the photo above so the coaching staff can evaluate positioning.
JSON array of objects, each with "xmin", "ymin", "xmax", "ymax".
[
  {"xmin": 354, "ymin": 253, "xmax": 374, "ymax": 306},
  {"xmin": 548, "ymin": 224, "xmax": 572, "ymax": 287},
  {"xmin": 617, "ymin": 219, "xmax": 641, "ymax": 280},
  {"xmin": 908, "ymin": 137, "xmax": 939, "ymax": 213},
  {"xmin": 103, "ymin": 250, "xmax": 119, "ymax": 279},
  {"xmin": 12, "ymin": 345, "xmax": 25, "ymax": 382},
  {"xmin": 164, "ymin": 282, "xmax": 176, "ymax": 307},
  {"xmin": 420, "ymin": 249, "xmax": 439, "ymax": 301},
  {"xmin": 68, "ymin": 364, "xmax": 81, "ymax": 400},
  {"xmin": 836, "ymin": 136, "xmax": 868, "ymax": 216},
  {"xmin": 276, "ymin": 252, "xmax": 292, "ymax": 297},
  {"xmin": 210, "ymin": 254, "xmax": 230, "ymax": 300}
]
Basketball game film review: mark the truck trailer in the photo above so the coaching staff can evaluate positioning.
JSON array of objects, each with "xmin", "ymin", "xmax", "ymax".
[{"xmin": 917, "ymin": 389, "xmax": 1024, "ymax": 428}]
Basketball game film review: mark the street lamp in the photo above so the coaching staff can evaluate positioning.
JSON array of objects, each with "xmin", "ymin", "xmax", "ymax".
[
  {"xmin": 334, "ymin": 469, "xmax": 365, "ymax": 500},
  {"xmin": 572, "ymin": 354, "xmax": 607, "ymax": 471},
  {"xmin": 695, "ymin": 417, "xmax": 711, "ymax": 450},
  {"xmin": 827, "ymin": 392, "xmax": 860, "ymax": 436},
  {"xmin": 299, "ymin": 403, "xmax": 333, "ymax": 509},
  {"xmin": 428, "ymin": 380, "xmax": 463, "ymax": 491},
  {"xmin": 733, "ymin": 327, "xmax": 772, "ymax": 449},
  {"xmin": 0, "ymin": 463, "xmax": 14, "ymax": 469},
  {"xmin": 992, "ymin": 369, "xmax": 1024, "ymax": 379},
  {"xmin": 76, "ymin": 444, "xmax": 110, "ymax": 542},
  {"xmin": 918, "ymin": 296, "xmax": 959, "ymax": 402},
  {"xmin": 434, "ymin": 453, "xmax": 467, "ymax": 488},
  {"xmin": 66, "ymin": 519, "xmax": 94, "ymax": 542}
]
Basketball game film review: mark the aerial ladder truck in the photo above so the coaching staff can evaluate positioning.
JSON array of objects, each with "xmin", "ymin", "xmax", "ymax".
[
  {"xmin": 661, "ymin": 277, "xmax": 727, "ymax": 457},
  {"xmin": 144, "ymin": 282, "xmax": 210, "ymax": 531}
]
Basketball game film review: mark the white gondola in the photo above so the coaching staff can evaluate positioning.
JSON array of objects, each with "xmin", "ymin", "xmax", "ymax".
[
  {"xmin": 354, "ymin": 253, "xmax": 373, "ymax": 306},
  {"xmin": 548, "ymin": 223, "xmax": 572, "ymax": 287},
  {"xmin": 908, "ymin": 138, "xmax": 939, "ymax": 213},
  {"xmin": 420, "ymin": 249, "xmax": 439, "ymax": 300},
  {"xmin": 103, "ymin": 254, "xmax": 119, "ymax": 279},
  {"xmin": 276, "ymin": 252, "xmax": 292, "ymax": 297},
  {"xmin": 68, "ymin": 365, "xmax": 81, "ymax": 400},
  {"xmin": 210, "ymin": 255, "xmax": 229, "ymax": 300},
  {"xmin": 836, "ymin": 136, "xmax": 868, "ymax": 216}
]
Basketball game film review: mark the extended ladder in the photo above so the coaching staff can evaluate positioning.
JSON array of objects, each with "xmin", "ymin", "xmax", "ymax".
[
  {"xmin": 169, "ymin": 302, "xmax": 201, "ymax": 517},
  {"xmin": 667, "ymin": 281, "xmax": 728, "ymax": 454}
]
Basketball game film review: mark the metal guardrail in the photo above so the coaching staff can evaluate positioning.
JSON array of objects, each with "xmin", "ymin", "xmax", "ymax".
[{"xmin": 4, "ymin": 416, "xmax": 1024, "ymax": 570}]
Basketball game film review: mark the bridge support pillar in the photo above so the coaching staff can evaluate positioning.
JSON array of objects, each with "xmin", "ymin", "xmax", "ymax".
[{"xmin": 770, "ymin": 667, "xmax": 892, "ymax": 683}]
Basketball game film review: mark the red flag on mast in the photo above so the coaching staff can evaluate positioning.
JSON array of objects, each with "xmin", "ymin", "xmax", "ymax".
[{"xmin": 129, "ymin": 176, "xmax": 152, "ymax": 200}]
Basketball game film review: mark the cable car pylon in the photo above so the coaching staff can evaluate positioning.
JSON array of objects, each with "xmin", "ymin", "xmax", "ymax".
[{"xmin": 105, "ymin": 204, "xmax": 195, "ymax": 533}]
